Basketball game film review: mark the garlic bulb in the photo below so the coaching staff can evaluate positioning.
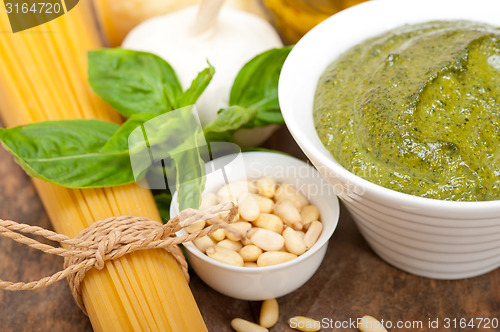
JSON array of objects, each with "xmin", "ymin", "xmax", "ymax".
[{"xmin": 122, "ymin": 3, "xmax": 283, "ymax": 128}]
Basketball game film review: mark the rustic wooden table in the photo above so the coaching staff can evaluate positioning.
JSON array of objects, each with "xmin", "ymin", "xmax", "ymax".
[{"xmin": 0, "ymin": 126, "xmax": 498, "ymax": 332}]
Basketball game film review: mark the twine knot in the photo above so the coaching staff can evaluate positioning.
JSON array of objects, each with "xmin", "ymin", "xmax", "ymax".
[
  {"xmin": 0, "ymin": 202, "xmax": 238, "ymax": 315},
  {"xmin": 95, "ymin": 229, "xmax": 121, "ymax": 270}
]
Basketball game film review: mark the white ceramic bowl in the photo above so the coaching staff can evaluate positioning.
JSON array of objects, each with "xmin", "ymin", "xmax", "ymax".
[
  {"xmin": 279, "ymin": 0, "xmax": 500, "ymax": 279},
  {"xmin": 170, "ymin": 152, "xmax": 339, "ymax": 300}
]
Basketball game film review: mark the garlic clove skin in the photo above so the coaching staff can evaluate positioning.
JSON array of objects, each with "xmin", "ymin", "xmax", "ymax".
[{"xmin": 122, "ymin": 6, "xmax": 283, "ymax": 127}]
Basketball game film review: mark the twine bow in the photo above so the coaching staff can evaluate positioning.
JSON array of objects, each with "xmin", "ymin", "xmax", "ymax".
[{"xmin": 0, "ymin": 202, "xmax": 238, "ymax": 314}]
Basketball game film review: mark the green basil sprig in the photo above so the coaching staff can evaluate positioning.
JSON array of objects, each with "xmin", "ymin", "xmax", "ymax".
[
  {"xmin": 88, "ymin": 50, "xmax": 183, "ymax": 116},
  {"xmin": 0, "ymin": 120, "xmax": 131, "ymax": 188},
  {"xmin": 203, "ymin": 106, "xmax": 258, "ymax": 142},
  {"xmin": 88, "ymin": 49, "xmax": 215, "ymax": 116},
  {"xmin": 229, "ymin": 46, "xmax": 293, "ymax": 127}
]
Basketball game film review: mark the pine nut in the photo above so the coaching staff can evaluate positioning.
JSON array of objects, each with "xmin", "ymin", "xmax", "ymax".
[
  {"xmin": 193, "ymin": 235, "xmax": 215, "ymax": 253},
  {"xmin": 206, "ymin": 246, "xmax": 244, "ymax": 267},
  {"xmin": 358, "ymin": 315, "xmax": 388, "ymax": 332},
  {"xmin": 304, "ymin": 221, "xmax": 322, "ymax": 249},
  {"xmin": 241, "ymin": 237, "xmax": 252, "ymax": 246},
  {"xmin": 248, "ymin": 228, "xmax": 285, "ymax": 251},
  {"xmin": 207, "ymin": 210, "xmax": 238, "ymax": 225},
  {"xmin": 185, "ymin": 220, "xmax": 206, "ymax": 234},
  {"xmin": 199, "ymin": 192, "xmax": 217, "ymax": 210},
  {"xmin": 274, "ymin": 200, "xmax": 302, "ymax": 230},
  {"xmin": 210, "ymin": 228, "xmax": 226, "ymax": 242},
  {"xmin": 238, "ymin": 245, "xmax": 262, "ymax": 262},
  {"xmin": 256, "ymin": 177, "xmax": 277, "ymax": 198},
  {"xmin": 253, "ymin": 213, "xmax": 284, "ymax": 234},
  {"xmin": 231, "ymin": 318, "xmax": 268, "ymax": 332},
  {"xmin": 195, "ymin": 178, "xmax": 321, "ymax": 268},
  {"xmin": 217, "ymin": 181, "xmax": 257, "ymax": 202},
  {"xmin": 257, "ymin": 251, "xmax": 297, "ymax": 267},
  {"xmin": 297, "ymin": 192, "xmax": 309, "ymax": 209},
  {"xmin": 247, "ymin": 181, "xmax": 258, "ymax": 193},
  {"xmin": 253, "ymin": 194, "xmax": 274, "ymax": 213},
  {"xmin": 288, "ymin": 316, "xmax": 321, "ymax": 331},
  {"xmin": 275, "ymin": 183, "xmax": 308, "ymax": 210},
  {"xmin": 205, "ymin": 217, "xmax": 217, "ymax": 225},
  {"xmin": 300, "ymin": 205, "xmax": 320, "ymax": 227},
  {"xmin": 217, "ymin": 239, "xmax": 243, "ymax": 252},
  {"xmin": 283, "ymin": 227, "xmax": 307, "ymax": 255},
  {"xmin": 260, "ymin": 298, "xmax": 279, "ymax": 328},
  {"xmin": 225, "ymin": 221, "xmax": 252, "ymax": 242},
  {"xmin": 274, "ymin": 183, "xmax": 302, "ymax": 210},
  {"xmin": 239, "ymin": 194, "xmax": 260, "ymax": 221},
  {"xmin": 243, "ymin": 262, "xmax": 258, "ymax": 267},
  {"xmin": 218, "ymin": 196, "xmax": 239, "ymax": 206}
]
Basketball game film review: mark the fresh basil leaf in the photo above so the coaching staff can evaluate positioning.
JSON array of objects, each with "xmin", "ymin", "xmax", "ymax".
[
  {"xmin": 88, "ymin": 49, "xmax": 183, "ymax": 116},
  {"xmin": 172, "ymin": 143, "xmax": 205, "ymax": 211},
  {"xmin": 0, "ymin": 120, "xmax": 136, "ymax": 188},
  {"xmin": 154, "ymin": 191, "xmax": 172, "ymax": 222},
  {"xmin": 177, "ymin": 62, "xmax": 215, "ymax": 107},
  {"xmin": 166, "ymin": 109, "xmax": 206, "ymax": 210},
  {"xmin": 250, "ymin": 107, "xmax": 285, "ymax": 126},
  {"xmin": 101, "ymin": 113, "xmax": 158, "ymax": 152},
  {"xmin": 229, "ymin": 46, "xmax": 293, "ymax": 127},
  {"xmin": 203, "ymin": 106, "xmax": 258, "ymax": 142},
  {"xmin": 126, "ymin": 107, "xmax": 207, "ymax": 210}
]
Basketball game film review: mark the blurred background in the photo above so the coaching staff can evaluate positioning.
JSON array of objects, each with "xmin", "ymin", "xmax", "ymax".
[{"xmin": 92, "ymin": 0, "xmax": 368, "ymax": 46}]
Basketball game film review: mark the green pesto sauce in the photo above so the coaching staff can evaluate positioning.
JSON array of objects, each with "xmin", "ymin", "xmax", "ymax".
[{"xmin": 314, "ymin": 21, "xmax": 500, "ymax": 201}]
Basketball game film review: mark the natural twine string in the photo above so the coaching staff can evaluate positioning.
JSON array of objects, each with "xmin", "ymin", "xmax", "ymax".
[{"xmin": 0, "ymin": 202, "xmax": 238, "ymax": 315}]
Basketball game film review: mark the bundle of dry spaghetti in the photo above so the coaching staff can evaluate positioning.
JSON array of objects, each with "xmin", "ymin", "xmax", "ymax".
[{"xmin": 0, "ymin": 3, "xmax": 207, "ymax": 331}]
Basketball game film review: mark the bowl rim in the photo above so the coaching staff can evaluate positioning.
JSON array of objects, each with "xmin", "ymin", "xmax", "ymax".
[
  {"xmin": 171, "ymin": 151, "xmax": 340, "ymax": 273},
  {"xmin": 278, "ymin": 0, "xmax": 500, "ymax": 211}
]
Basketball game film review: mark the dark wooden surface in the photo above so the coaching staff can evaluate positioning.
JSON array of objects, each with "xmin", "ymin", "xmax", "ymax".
[{"xmin": 0, "ymin": 126, "xmax": 499, "ymax": 332}]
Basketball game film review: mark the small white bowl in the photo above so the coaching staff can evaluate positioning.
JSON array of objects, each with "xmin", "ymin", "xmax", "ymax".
[
  {"xmin": 279, "ymin": 0, "xmax": 500, "ymax": 279},
  {"xmin": 170, "ymin": 152, "xmax": 339, "ymax": 300}
]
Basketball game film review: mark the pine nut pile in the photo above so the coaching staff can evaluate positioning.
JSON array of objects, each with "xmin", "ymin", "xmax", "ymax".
[
  {"xmin": 230, "ymin": 299, "xmax": 388, "ymax": 332},
  {"xmin": 188, "ymin": 178, "xmax": 323, "ymax": 267}
]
